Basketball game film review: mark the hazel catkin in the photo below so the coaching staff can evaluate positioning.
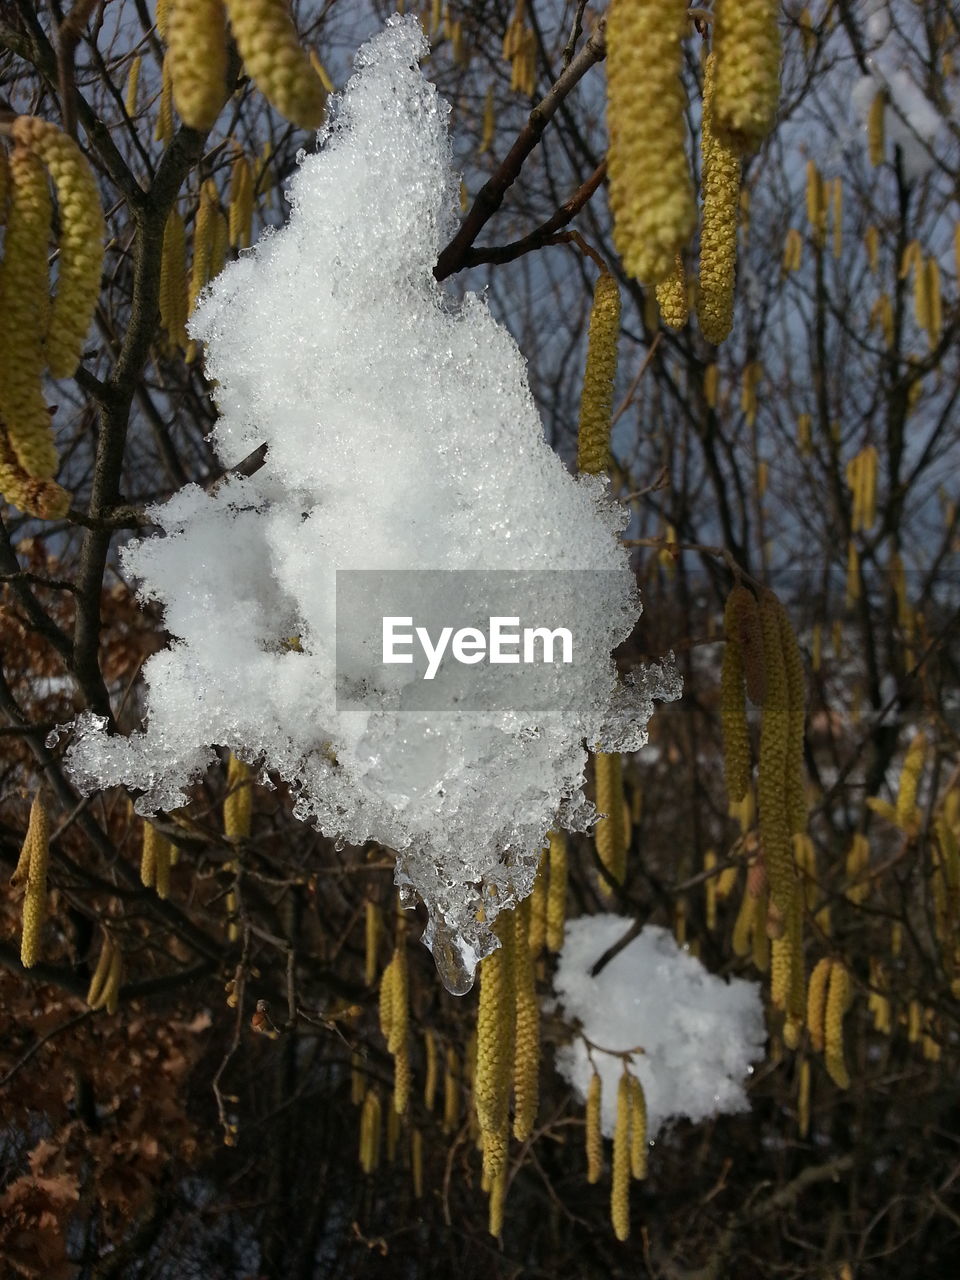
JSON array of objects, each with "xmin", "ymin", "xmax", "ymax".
[
  {"xmin": 0, "ymin": 145, "xmax": 56, "ymax": 480},
  {"xmin": 16, "ymin": 793, "xmax": 50, "ymax": 968},
  {"xmin": 585, "ymin": 1071, "xmax": 603, "ymax": 1184},
  {"xmin": 721, "ymin": 587, "xmax": 753, "ymax": 804},
  {"xmin": 11, "ymin": 116, "xmax": 106, "ymax": 380},
  {"xmin": 697, "ymin": 53, "xmax": 741, "ymax": 345},
  {"xmin": 594, "ymin": 751, "xmax": 628, "ymax": 896},
  {"xmin": 610, "ymin": 1071, "xmax": 631, "ymax": 1241},
  {"xmin": 711, "ymin": 0, "xmax": 782, "ymax": 154},
  {"xmin": 512, "ymin": 898, "xmax": 540, "ymax": 1141},
  {"xmin": 225, "ymin": 0, "xmax": 327, "ymax": 131},
  {"xmin": 167, "ymin": 0, "xmax": 229, "ymax": 131},
  {"xmin": 606, "ymin": 0, "xmax": 696, "ymax": 284},
  {"xmin": 577, "ymin": 272, "xmax": 621, "ymax": 476}
]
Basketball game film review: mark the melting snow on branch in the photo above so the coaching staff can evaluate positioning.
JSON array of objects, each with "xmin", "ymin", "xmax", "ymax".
[
  {"xmin": 65, "ymin": 18, "xmax": 679, "ymax": 990},
  {"xmin": 552, "ymin": 918, "xmax": 765, "ymax": 1138}
]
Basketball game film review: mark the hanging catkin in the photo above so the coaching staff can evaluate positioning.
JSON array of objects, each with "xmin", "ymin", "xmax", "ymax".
[
  {"xmin": 868, "ymin": 91, "xmax": 885, "ymax": 165},
  {"xmin": 721, "ymin": 587, "xmax": 753, "ymax": 803},
  {"xmin": 475, "ymin": 911, "xmax": 516, "ymax": 1181},
  {"xmin": 167, "ymin": 0, "xmax": 229, "ymax": 131},
  {"xmin": 895, "ymin": 732, "xmax": 925, "ymax": 831},
  {"xmin": 585, "ymin": 1070, "xmax": 603, "ymax": 1183},
  {"xmin": 364, "ymin": 900, "xmax": 380, "ymax": 986},
  {"xmin": 758, "ymin": 591, "xmax": 795, "ymax": 918},
  {"xmin": 545, "ymin": 829, "xmax": 567, "ymax": 952},
  {"xmin": 628, "ymin": 1074, "xmax": 647, "ymax": 1180},
  {"xmin": 160, "ymin": 207, "xmax": 189, "ymax": 350},
  {"xmin": 228, "ymin": 152, "xmax": 254, "ymax": 248},
  {"xmin": 389, "ymin": 929, "xmax": 411, "ymax": 1115},
  {"xmin": 606, "ymin": 0, "xmax": 696, "ymax": 284},
  {"xmin": 189, "ymin": 180, "xmax": 219, "ymax": 316},
  {"xmin": 594, "ymin": 752, "xmax": 628, "ymax": 895},
  {"xmin": 512, "ymin": 897, "xmax": 540, "ymax": 1141},
  {"xmin": 224, "ymin": 0, "xmax": 327, "ymax": 130},
  {"xmin": 610, "ymin": 1071, "xmax": 631, "ymax": 1241},
  {"xmin": 156, "ymin": 52, "xmax": 175, "ymax": 144},
  {"xmin": 697, "ymin": 52, "xmax": 741, "ymax": 345},
  {"xmin": 13, "ymin": 793, "xmax": 50, "ymax": 968},
  {"xmin": 824, "ymin": 961, "xmax": 851, "ymax": 1088},
  {"xmin": 11, "ymin": 117, "xmax": 106, "ymax": 380},
  {"xmin": 656, "ymin": 254, "xmax": 688, "ymax": 329},
  {"xmin": 0, "ymin": 145, "xmax": 55, "ymax": 481},
  {"xmin": 86, "ymin": 931, "xmax": 115, "ymax": 1008},
  {"xmin": 777, "ymin": 602, "xmax": 807, "ymax": 836},
  {"xmin": 711, "ymin": 0, "xmax": 781, "ymax": 154},
  {"xmin": 576, "ymin": 272, "xmax": 621, "ymax": 475}
]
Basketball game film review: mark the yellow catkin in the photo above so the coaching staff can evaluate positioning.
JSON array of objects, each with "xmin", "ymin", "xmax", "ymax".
[
  {"xmin": 610, "ymin": 1071, "xmax": 631, "ymax": 1241},
  {"xmin": 228, "ymin": 152, "xmax": 254, "ymax": 249},
  {"xmin": 0, "ymin": 145, "xmax": 56, "ymax": 480},
  {"xmin": 797, "ymin": 1057, "xmax": 811, "ymax": 1138},
  {"xmin": 189, "ymin": 180, "xmax": 219, "ymax": 318},
  {"xmin": 223, "ymin": 753, "xmax": 252, "ymax": 838},
  {"xmin": 711, "ymin": 0, "xmax": 781, "ymax": 154},
  {"xmin": 731, "ymin": 878, "xmax": 756, "ymax": 958},
  {"xmin": 224, "ymin": 0, "xmax": 326, "ymax": 130},
  {"xmin": 141, "ymin": 823, "xmax": 172, "ymax": 897},
  {"xmin": 628, "ymin": 1074, "xmax": 647, "ymax": 1180},
  {"xmin": 475, "ymin": 912, "xmax": 516, "ymax": 1181},
  {"xmin": 512, "ymin": 897, "xmax": 540, "ymax": 1141},
  {"xmin": 777, "ymin": 602, "xmax": 806, "ymax": 835},
  {"xmin": 698, "ymin": 52, "xmax": 741, "ymax": 344},
  {"xmin": 389, "ymin": 938, "xmax": 411, "ymax": 1115},
  {"xmin": 721, "ymin": 587, "xmax": 752, "ymax": 803},
  {"xmin": 156, "ymin": 0, "xmax": 170, "ymax": 39},
  {"xmin": 868, "ymin": 91, "xmax": 886, "ymax": 166},
  {"xmin": 656, "ymin": 254, "xmax": 688, "ymax": 329},
  {"xmin": 606, "ymin": 0, "xmax": 696, "ymax": 284},
  {"xmin": 895, "ymin": 732, "xmax": 925, "ymax": 831},
  {"xmin": 364, "ymin": 900, "xmax": 380, "ymax": 986},
  {"xmin": 864, "ymin": 225, "xmax": 879, "ymax": 274},
  {"xmin": 528, "ymin": 849, "xmax": 548, "ymax": 956},
  {"xmin": 487, "ymin": 1162, "xmax": 508, "ymax": 1238},
  {"xmin": 844, "ymin": 832, "xmax": 870, "ymax": 904},
  {"xmin": 86, "ymin": 932, "xmax": 114, "ymax": 1007},
  {"xmin": 807, "ymin": 957, "xmax": 832, "ymax": 1053},
  {"xmin": 442, "ymin": 1044, "xmax": 460, "ymax": 1133},
  {"xmin": 805, "ymin": 160, "xmax": 825, "ymax": 245},
  {"xmin": 594, "ymin": 751, "xmax": 628, "ymax": 895},
  {"xmin": 210, "ymin": 207, "xmax": 229, "ymax": 279},
  {"xmin": 159, "ymin": 207, "xmax": 189, "ymax": 350},
  {"xmin": 758, "ymin": 591, "xmax": 795, "ymax": 918},
  {"xmin": 168, "ymin": 0, "xmax": 229, "ymax": 131},
  {"xmin": 545, "ymin": 830, "xmax": 567, "ymax": 952},
  {"xmin": 424, "ymin": 1029, "xmax": 438, "ymax": 1112},
  {"xmin": 831, "ymin": 177, "xmax": 843, "ymax": 259},
  {"xmin": 782, "ymin": 227, "xmax": 803, "ymax": 273},
  {"xmin": 585, "ymin": 1071, "xmax": 603, "ymax": 1184},
  {"xmin": 704, "ymin": 363, "xmax": 718, "ymax": 408},
  {"xmin": 125, "ymin": 55, "xmax": 142, "ymax": 117},
  {"xmin": 704, "ymin": 849, "xmax": 718, "ymax": 929},
  {"xmin": 15, "ymin": 794, "xmax": 50, "ymax": 968},
  {"xmin": 576, "ymin": 272, "xmax": 621, "ymax": 475},
  {"xmin": 156, "ymin": 51, "xmax": 175, "ymax": 144},
  {"xmin": 378, "ymin": 956, "xmax": 395, "ymax": 1046},
  {"xmin": 359, "ymin": 1088, "xmax": 381, "ymax": 1173},
  {"xmin": 0, "ymin": 427, "xmax": 70, "ymax": 518},
  {"xmin": 479, "ymin": 85, "xmax": 495, "ymax": 154},
  {"xmin": 824, "ymin": 961, "xmax": 851, "ymax": 1088}
]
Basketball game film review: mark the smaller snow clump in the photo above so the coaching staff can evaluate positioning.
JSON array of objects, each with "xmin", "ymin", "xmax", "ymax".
[
  {"xmin": 64, "ymin": 18, "xmax": 679, "ymax": 990},
  {"xmin": 552, "ymin": 917, "xmax": 765, "ymax": 1139}
]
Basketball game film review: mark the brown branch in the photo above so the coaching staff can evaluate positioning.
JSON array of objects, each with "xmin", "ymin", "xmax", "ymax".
[
  {"xmin": 434, "ymin": 17, "xmax": 607, "ymax": 281},
  {"xmin": 56, "ymin": 0, "xmax": 100, "ymax": 138},
  {"xmin": 457, "ymin": 159, "xmax": 607, "ymax": 271}
]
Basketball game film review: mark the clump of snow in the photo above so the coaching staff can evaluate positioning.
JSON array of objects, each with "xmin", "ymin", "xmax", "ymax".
[
  {"xmin": 851, "ymin": 2, "xmax": 946, "ymax": 180},
  {"xmin": 552, "ymin": 917, "xmax": 765, "ymax": 1139},
  {"xmin": 65, "ymin": 18, "xmax": 679, "ymax": 991}
]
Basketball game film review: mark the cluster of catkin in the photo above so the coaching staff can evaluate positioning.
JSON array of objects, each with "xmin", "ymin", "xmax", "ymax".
[
  {"xmin": 527, "ymin": 830, "xmax": 568, "ymax": 954},
  {"xmin": 158, "ymin": 0, "xmax": 326, "ymax": 133},
  {"xmin": 502, "ymin": 2, "xmax": 536, "ymax": 96},
  {"xmin": 141, "ymin": 822, "xmax": 177, "ymax": 898},
  {"xmin": 11, "ymin": 793, "xmax": 50, "ymax": 968},
  {"xmin": 722, "ymin": 585, "xmax": 808, "ymax": 1043},
  {"xmin": 379, "ymin": 913, "xmax": 412, "ymax": 1116},
  {"xmin": 0, "ymin": 118, "xmax": 105, "ymax": 517},
  {"xmin": 585, "ymin": 1067, "xmax": 647, "ymax": 1242},
  {"xmin": 807, "ymin": 958, "xmax": 852, "ymax": 1088},
  {"xmin": 474, "ymin": 900, "xmax": 541, "ymax": 1235},
  {"xmin": 605, "ymin": 0, "xmax": 780, "ymax": 343},
  {"xmin": 87, "ymin": 930, "xmax": 124, "ymax": 1014},
  {"xmin": 901, "ymin": 240, "xmax": 943, "ymax": 349}
]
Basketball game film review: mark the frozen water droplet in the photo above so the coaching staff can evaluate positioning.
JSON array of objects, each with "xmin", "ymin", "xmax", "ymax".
[
  {"xmin": 45, "ymin": 729, "xmax": 61, "ymax": 749},
  {"xmin": 422, "ymin": 914, "xmax": 477, "ymax": 995}
]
